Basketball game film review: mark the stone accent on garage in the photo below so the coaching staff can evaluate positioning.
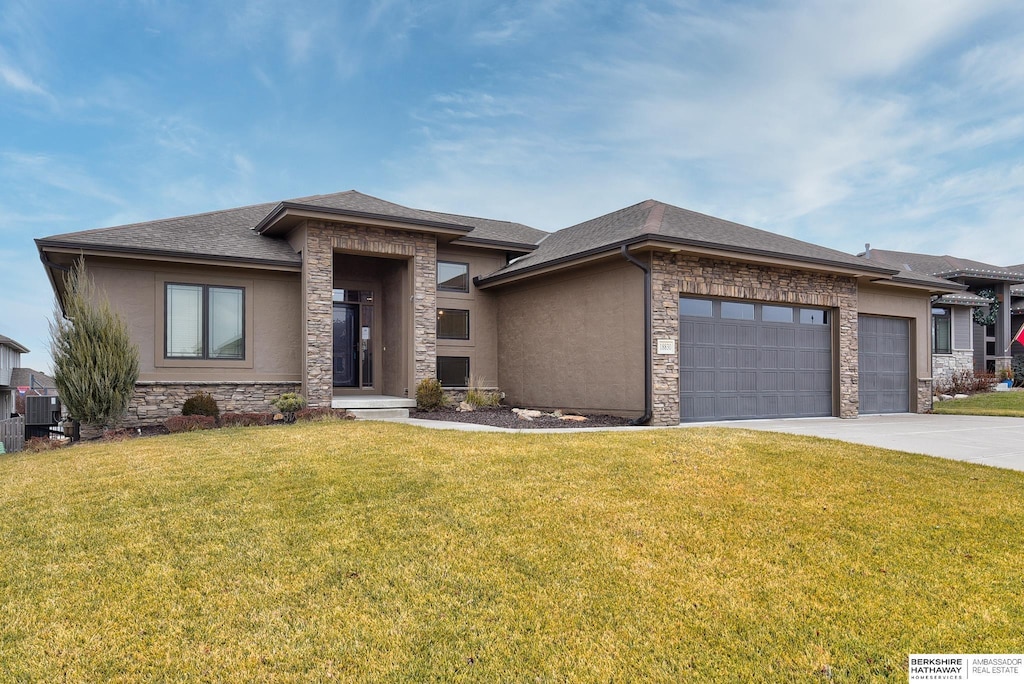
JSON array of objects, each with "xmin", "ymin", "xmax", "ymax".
[
  {"xmin": 917, "ymin": 379, "xmax": 933, "ymax": 413},
  {"xmin": 122, "ymin": 381, "xmax": 303, "ymax": 427},
  {"xmin": 301, "ymin": 221, "xmax": 436, "ymax": 408},
  {"xmin": 651, "ymin": 252, "xmax": 859, "ymax": 426}
]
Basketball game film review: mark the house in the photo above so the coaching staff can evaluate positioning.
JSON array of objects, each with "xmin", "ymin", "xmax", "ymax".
[
  {"xmin": 10, "ymin": 368, "xmax": 58, "ymax": 415},
  {"xmin": 36, "ymin": 191, "xmax": 960, "ymax": 427},
  {"xmin": 859, "ymin": 249, "xmax": 1024, "ymax": 385},
  {"xmin": 1007, "ymin": 265, "xmax": 1024, "ymax": 360},
  {"xmin": 0, "ymin": 334, "xmax": 30, "ymax": 418}
]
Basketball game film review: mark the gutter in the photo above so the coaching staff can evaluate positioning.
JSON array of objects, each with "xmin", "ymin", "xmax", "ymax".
[{"xmin": 620, "ymin": 245, "xmax": 652, "ymax": 426}]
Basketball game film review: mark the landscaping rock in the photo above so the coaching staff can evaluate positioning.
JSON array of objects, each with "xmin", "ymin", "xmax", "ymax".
[
  {"xmin": 940, "ymin": 394, "xmax": 954, "ymax": 401},
  {"xmin": 457, "ymin": 401, "xmax": 475, "ymax": 412},
  {"xmin": 559, "ymin": 415, "xmax": 587, "ymax": 422},
  {"xmin": 512, "ymin": 408, "xmax": 544, "ymax": 419},
  {"xmin": 953, "ymin": 394, "xmax": 969, "ymax": 400}
]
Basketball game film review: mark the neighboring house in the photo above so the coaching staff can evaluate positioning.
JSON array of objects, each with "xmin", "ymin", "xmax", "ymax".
[
  {"xmin": 0, "ymin": 334, "xmax": 30, "ymax": 418},
  {"xmin": 10, "ymin": 367, "xmax": 58, "ymax": 415},
  {"xmin": 860, "ymin": 249, "xmax": 1024, "ymax": 386},
  {"xmin": 36, "ymin": 191, "xmax": 959, "ymax": 426},
  {"xmin": 1009, "ymin": 272, "xmax": 1024, "ymax": 360}
]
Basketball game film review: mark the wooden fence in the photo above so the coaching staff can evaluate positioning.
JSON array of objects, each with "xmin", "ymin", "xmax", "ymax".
[{"xmin": 0, "ymin": 416, "xmax": 25, "ymax": 453}]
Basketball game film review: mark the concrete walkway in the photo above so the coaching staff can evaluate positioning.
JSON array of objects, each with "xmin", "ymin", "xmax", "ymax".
[
  {"xmin": 392, "ymin": 413, "xmax": 1024, "ymax": 472},
  {"xmin": 702, "ymin": 413, "xmax": 1024, "ymax": 472}
]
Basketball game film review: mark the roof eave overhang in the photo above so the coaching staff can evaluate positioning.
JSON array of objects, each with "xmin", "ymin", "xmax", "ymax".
[
  {"xmin": 448, "ymin": 235, "xmax": 539, "ymax": 253},
  {"xmin": 476, "ymin": 236, "xmax": 898, "ymax": 289},
  {"xmin": 254, "ymin": 202, "xmax": 474, "ymax": 239},
  {"xmin": 871, "ymin": 275, "xmax": 964, "ymax": 294},
  {"xmin": 932, "ymin": 270, "xmax": 1024, "ymax": 284},
  {"xmin": 35, "ymin": 240, "xmax": 303, "ymax": 272}
]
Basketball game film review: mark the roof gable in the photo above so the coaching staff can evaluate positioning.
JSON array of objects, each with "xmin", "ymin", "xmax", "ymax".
[
  {"xmin": 484, "ymin": 199, "xmax": 897, "ymax": 281},
  {"xmin": 37, "ymin": 190, "xmax": 546, "ymax": 265}
]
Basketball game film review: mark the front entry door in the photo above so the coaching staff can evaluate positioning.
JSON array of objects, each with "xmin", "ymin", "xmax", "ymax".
[{"xmin": 333, "ymin": 303, "xmax": 359, "ymax": 387}]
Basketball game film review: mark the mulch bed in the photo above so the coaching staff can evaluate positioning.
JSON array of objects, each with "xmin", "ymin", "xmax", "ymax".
[{"xmin": 410, "ymin": 406, "xmax": 634, "ymax": 429}]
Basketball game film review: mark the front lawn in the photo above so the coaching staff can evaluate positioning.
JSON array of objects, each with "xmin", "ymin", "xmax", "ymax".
[
  {"xmin": 932, "ymin": 389, "xmax": 1024, "ymax": 417},
  {"xmin": 1, "ymin": 422, "xmax": 1022, "ymax": 681}
]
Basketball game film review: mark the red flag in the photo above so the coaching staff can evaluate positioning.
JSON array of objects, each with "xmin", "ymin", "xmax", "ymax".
[{"xmin": 1016, "ymin": 322, "xmax": 1024, "ymax": 347}]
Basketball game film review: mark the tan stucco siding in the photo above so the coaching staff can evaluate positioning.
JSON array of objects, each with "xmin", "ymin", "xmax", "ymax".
[
  {"xmin": 436, "ymin": 247, "xmax": 507, "ymax": 388},
  {"xmin": 86, "ymin": 257, "xmax": 301, "ymax": 383},
  {"xmin": 856, "ymin": 282, "xmax": 932, "ymax": 412},
  {"xmin": 495, "ymin": 260, "xmax": 645, "ymax": 416}
]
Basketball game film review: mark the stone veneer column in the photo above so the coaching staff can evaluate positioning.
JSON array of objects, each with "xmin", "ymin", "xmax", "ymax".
[
  {"xmin": 650, "ymin": 252, "xmax": 859, "ymax": 425},
  {"xmin": 302, "ymin": 221, "xmax": 436, "ymax": 406},
  {"xmin": 303, "ymin": 224, "xmax": 335, "ymax": 408}
]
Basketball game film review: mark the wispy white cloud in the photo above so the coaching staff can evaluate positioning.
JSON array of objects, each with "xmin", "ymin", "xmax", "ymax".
[
  {"xmin": 0, "ymin": 61, "xmax": 49, "ymax": 97},
  {"xmin": 391, "ymin": 0, "xmax": 1023, "ymax": 262}
]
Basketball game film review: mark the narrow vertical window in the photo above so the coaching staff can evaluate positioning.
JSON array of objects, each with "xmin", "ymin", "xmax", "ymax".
[{"xmin": 932, "ymin": 306, "xmax": 951, "ymax": 354}]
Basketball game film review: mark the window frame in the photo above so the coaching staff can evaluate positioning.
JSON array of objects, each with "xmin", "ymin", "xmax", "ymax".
[
  {"xmin": 437, "ymin": 356, "xmax": 470, "ymax": 387},
  {"xmin": 437, "ymin": 308, "xmax": 470, "ymax": 340},
  {"xmin": 932, "ymin": 306, "xmax": 952, "ymax": 355},
  {"xmin": 164, "ymin": 282, "xmax": 246, "ymax": 361},
  {"xmin": 437, "ymin": 261, "xmax": 470, "ymax": 293}
]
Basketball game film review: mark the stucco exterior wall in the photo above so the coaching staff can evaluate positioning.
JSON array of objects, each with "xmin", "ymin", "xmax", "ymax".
[
  {"xmin": 86, "ymin": 258, "xmax": 302, "ymax": 383},
  {"xmin": 495, "ymin": 259, "xmax": 645, "ymax": 416},
  {"xmin": 857, "ymin": 283, "xmax": 932, "ymax": 413},
  {"xmin": 436, "ymin": 246, "xmax": 507, "ymax": 388},
  {"xmin": 80, "ymin": 257, "xmax": 303, "ymax": 426},
  {"xmin": 652, "ymin": 253, "xmax": 860, "ymax": 425}
]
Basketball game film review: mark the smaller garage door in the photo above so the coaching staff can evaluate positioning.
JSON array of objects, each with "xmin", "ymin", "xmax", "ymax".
[{"xmin": 858, "ymin": 315, "xmax": 910, "ymax": 414}]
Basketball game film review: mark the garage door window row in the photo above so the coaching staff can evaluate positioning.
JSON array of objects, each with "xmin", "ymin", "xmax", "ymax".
[{"xmin": 679, "ymin": 297, "xmax": 829, "ymax": 326}]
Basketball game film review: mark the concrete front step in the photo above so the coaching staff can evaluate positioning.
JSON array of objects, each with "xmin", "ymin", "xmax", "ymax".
[
  {"xmin": 345, "ymin": 407, "xmax": 410, "ymax": 420},
  {"xmin": 331, "ymin": 395, "xmax": 415, "ymax": 410}
]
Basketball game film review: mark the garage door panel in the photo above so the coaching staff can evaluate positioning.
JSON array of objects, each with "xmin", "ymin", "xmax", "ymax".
[
  {"xmin": 858, "ymin": 315, "xmax": 910, "ymax": 414},
  {"xmin": 680, "ymin": 299, "xmax": 833, "ymax": 422}
]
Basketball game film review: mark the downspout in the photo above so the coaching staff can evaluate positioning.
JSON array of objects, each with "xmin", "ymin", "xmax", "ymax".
[{"xmin": 621, "ymin": 245, "xmax": 653, "ymax": 425}]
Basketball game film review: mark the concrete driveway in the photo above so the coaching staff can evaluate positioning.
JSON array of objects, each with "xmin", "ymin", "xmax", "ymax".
[{"xmin": 704, "ymin": 413, "xmax": 1024, "ymax": 472}]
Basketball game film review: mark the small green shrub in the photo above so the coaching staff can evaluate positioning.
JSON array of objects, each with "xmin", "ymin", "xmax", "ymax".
[
  {"xmin": 271, "ymin": 393, "xmax": 306, "ymax": 414},
  {"xmin": 416, "ymin": 378, "xmax": 447, "ymax": 410},
  {"xmin": 1013, "ymin": 355, "xmax": 1024, "ymax": 388},
  {"xmin": 164, "ymin": 415, "xmax": 216, "ymax": 433},
  {"xmin": 182, "ymin": 392, "xmax": 220, "ymax": 418}
]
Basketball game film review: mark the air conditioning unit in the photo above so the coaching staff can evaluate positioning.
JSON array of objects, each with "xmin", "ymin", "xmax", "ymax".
[{"xmin": 25, "ymin": 395, "xmax": 61, "ymax": 426}]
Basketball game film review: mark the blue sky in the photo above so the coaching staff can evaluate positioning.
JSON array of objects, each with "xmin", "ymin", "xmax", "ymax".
[{"xmin": 3, "ymin": 0, "xmax": 1023, "ymax": 372}]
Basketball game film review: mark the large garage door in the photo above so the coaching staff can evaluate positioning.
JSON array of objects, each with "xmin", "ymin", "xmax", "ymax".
[
  {"xmin": 679, "ymin": 298, "xmax": 832, "ymax": 422},
  {"xmin": 858, "ymin": 315, "xmax": 910, "ymax": 414}
]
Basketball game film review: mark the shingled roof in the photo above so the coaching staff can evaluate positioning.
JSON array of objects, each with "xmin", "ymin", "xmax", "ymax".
[
  {"xmin": 37, "ymin": 190, "xmax": 546, "ymax": 266},
  {"xmin": 479, "ymin": 199, "xmax": 899, "ymax": 282},
  {"xmin": 864, "ymin": 249, "xmax": 1024, "ymax": 282}
]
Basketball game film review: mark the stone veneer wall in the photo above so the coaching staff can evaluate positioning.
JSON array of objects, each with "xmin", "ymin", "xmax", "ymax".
[
  {"xmin": 302, "ymin": 221, "xmax": 436, "ymax": 408},
  {"xmin": 651, "ymin": 253, "xmax": 859, "ymax": 426},
  {"xmin": 917, "ymin": 380, "xmax": 933, "ymax": 413},
  {"xmin": 932, "ymin": 351, "xmax": 974, "ymax": 392},
  {"xmin": 123, "ymin": 381, "xmax": 302, "ymax": 427}
]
